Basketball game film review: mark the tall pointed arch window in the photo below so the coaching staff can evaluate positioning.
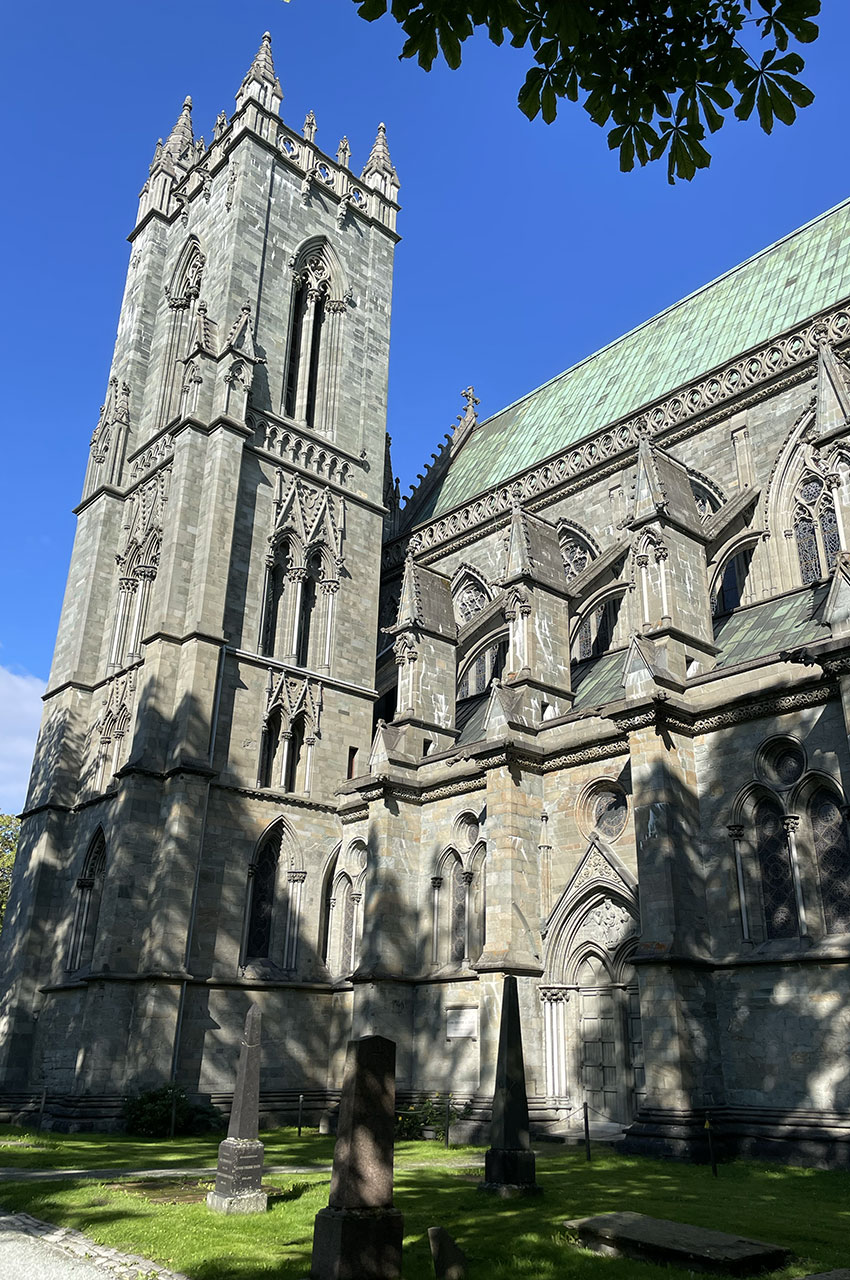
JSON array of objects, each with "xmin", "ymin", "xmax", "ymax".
[
  {"xmin": 810, "ymin": 788, "xmax": 850, "ymax": 934},
  {"xmin": 283, "ymin": 246, "xmax": 348, "ymax": 434},
  {"xmin": 575, "ymin": 595, "xmax": 623, "ymax": 662},
  {"xmin": 245, "ymin": 832, "xmax": 279, "ymax": 962},
  {"xmin": 449, "ymin": 857, "xmax": 467, "ymax": 963},
  {"xmin": 794, "ymin": 472, "xmax": 841, "ymax": 585},
  {"xmin": 241, "ymin": 821, "xmax": 303, "ymax": 971},
  {"xmin": 755, "ymin": 798, "xmax": 799, "ymax": 939},
  {"xmin": 66, "ymin": 831, "xmax": 106, "ymax": 972},
  {"xmin": 711, "ymin": 547, "xmax": 754, "ymax": 617},
  {"xmin": 284, "ymin": 715, "xmax": 306, "ymax": 793},
  {"xmin": 457, "ymin": 637, "xmax": 508, "ymax": 701}
]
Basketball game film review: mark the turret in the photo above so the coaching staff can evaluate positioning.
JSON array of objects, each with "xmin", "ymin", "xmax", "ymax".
[
  {"xmin": 137, "ymin": 96, "xmax": 195, "ymax": 223},
  {"xmin": 235, "ymin": 31, "xmax": 283, "ymax": 116},
  {"xmin": 361, "ymin": 122, "xmax": 400, "ymax": 202}
]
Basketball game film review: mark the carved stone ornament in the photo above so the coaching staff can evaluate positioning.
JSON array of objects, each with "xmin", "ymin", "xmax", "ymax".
[
  {"xmin": 582, "ymin": 897, "xmax": 637, "ymax": 951},
  {"xmin": 571, "ymin": 846, "xmax": 625, "ymax": 894}
]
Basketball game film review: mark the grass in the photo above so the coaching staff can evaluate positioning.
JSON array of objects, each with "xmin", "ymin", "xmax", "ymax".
[{"xmin": 0, "ymin": 1127, "xmax": 848, "ymax": 1279}]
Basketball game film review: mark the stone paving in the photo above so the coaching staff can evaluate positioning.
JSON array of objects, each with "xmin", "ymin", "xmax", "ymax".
[{"xmin": 0, "ymin": 1210, "xmax": 189, "ymax": 1279}]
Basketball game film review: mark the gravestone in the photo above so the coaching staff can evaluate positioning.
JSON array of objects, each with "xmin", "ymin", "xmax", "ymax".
[
  {"xmin": 206, "ymin": 1005, "xmax": 267, "ymax": 1214},
  {"xmin": 310, "ymin": 1035, "xmax": 404, "ymax": 1279},
  {"xmin": 428, "ymin": 1226, "xmax": 468, "ymax": 1279},
  {"xmin": 564, "ymin": 1212, "xmax": 792, "ymax": 1275},
  {"xmin": 479, "ymin": 974, "xmax": 540, "ymax": 1195}
]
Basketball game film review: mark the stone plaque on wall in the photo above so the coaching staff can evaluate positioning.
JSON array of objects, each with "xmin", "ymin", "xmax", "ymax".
[{"xmin": 446, "ymin": 1006, "xmax": 478, "ymax": 1039}]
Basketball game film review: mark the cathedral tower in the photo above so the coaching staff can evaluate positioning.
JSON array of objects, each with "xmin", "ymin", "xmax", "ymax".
[{"xmin": 0, "ymin": 34, "xmax": 400, "ymax": 1104}]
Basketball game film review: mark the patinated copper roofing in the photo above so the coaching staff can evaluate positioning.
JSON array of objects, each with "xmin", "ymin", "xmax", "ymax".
[{"xmin": 412, "ymin": 198, "xmax": 850, "ymax": 524}]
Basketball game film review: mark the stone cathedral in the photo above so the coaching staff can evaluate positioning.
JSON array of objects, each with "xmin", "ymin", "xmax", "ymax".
[{"xmin": 2, "ymin": 33, "xmax": 850, "ymax": 1165}]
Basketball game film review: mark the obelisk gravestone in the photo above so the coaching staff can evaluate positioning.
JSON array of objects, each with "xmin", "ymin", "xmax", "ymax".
[
  {"xmin": 310, "ymin": 1035, "xmax": 404, "ymax": 1279},
  {"xmin": 480, "ymin": 974, "xmax": 540, "ymax": 1195},
  {"xmin": 206, "ymin": 1004, "xmax": 267, "ymax": 1214}
]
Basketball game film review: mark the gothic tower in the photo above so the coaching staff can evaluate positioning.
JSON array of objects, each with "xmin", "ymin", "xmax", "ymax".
[{"xmin": 0, "ymin": 34, "xmax": 400, "ymax": 1106}]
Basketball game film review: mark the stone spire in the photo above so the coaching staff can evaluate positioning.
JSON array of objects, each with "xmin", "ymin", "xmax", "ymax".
[
  {"xmin": 139, "ymin": 95, "xmax": 195, "ymax": 221},
  {"xmin": 163, "ymin": 96, "xmax": 195, "ymax": 171},
  {"xmin": 361, "ymin": 123, "xmax": 400, "ymax": 199},
  {"xmin": 235, "ymin": 31, "xmax": 283, "ymax": 114}
]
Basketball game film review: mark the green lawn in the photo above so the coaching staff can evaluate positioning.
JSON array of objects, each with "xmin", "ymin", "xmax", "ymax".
[{"xmin": 0, "ymin": 1128, "xmax": 848, "ymax": 1279}]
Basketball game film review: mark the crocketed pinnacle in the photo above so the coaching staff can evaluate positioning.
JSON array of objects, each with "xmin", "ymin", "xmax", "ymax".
[
  {"xmin": 163, "ymin": 96, "xmax": 195, "ymax": 163},
  {"xmin": 361, "ymin": 122, "xmax": 397, "ymax": 181},
  {"xmin": 238, "ymin": 30, "xmax": 283, "ymax": 100}
]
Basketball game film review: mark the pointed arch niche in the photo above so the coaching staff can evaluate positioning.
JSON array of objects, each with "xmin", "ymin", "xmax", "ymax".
[
  {"xmin": 157, "ymin": 237, "xmax": 205, "ymax": 429},
  {"xmin": 283, "ymin": 239, "xmax": 350, "ymax": 435},
  {"xmin": 430, "ymin": 828, "xmax": 486, "ymax": 969},
  {"xmin": 240, "ymin": 819, "xmax": 304, "ymax": 972},
  {"xmin": 451, "ymin": 566, "xmax": 492, "ymax": 629},
  {"xmin": 66, "ymin": 829, "xmax": 107, "ymax": 973},
  {"xmin": 540, "ymin": 841, "xmax": 644, "ymax": 1122},
  {"xmin": 261, "ymin": 478, "xmax": 344, "ymax": 672},
  {"xmin": 320, "ymin": 839, "xmax": 368, "ymax": 978},
  {"xmin": 765, "ymin": 406, "xmax": 849, "ymax": 591}
]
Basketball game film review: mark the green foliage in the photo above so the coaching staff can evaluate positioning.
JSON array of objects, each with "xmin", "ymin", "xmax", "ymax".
[
  {"xmin": 352, "ymin": 1, "xmax": 820, "ymax": 181},
  {"xmin": 395, "ymin": 1092, "xmax": 472, "ymax": 1139},
  {"xmin": 122, "ymin": 1086, "xmax": 224, "ymax": 1139},
  {"xmin": 0, "ymin": 814, "xmax": 20, "ymax": 933}
]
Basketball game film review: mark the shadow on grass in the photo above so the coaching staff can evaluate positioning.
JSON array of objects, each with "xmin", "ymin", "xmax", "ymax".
[{"xmin": 0, "ymin": 1149, "xmax": 848, "ymax": 1279}]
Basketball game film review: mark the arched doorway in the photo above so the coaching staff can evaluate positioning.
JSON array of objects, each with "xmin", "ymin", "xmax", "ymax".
[
  {"xmin": 541, "ymin": 843, "xmax": 644, "ymax": 1125},
  {"xmin": 574, "ymin": 949, "xmax": 645, "ymax": 1124}
]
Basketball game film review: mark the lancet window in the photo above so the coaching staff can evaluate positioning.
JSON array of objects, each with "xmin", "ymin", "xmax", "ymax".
[
  {"xmin": 574, "ymin": 595, "xmax": 623, "ymax": 663},
  {"xmin": 321, "ymin": 841, "xmax": 367, "ymax": 978},
  {"xmin": 109, "ymin": 471, "xmax": 168, "ymax": 670},
  {"xmin": 711, "ymin": 547, "xmax": 754, "ymax": 617},
  {"xmin": 283, "ymin": 245, "xmax": 348, "ymax": 434},
  {"xmin": 754, "ymin": 798, "xmax": 799, "ymax": 939},
  {"xmin": 810, "ymin": 788, "xmax": 850, "ymax": 934},
  {"xmin": 457, "ymin": 636, "xmax": 508, "ymax": 701},
  {"xmin": 240, "ymin": 821, "xmax": 303, "ymax": 972},
  {"xmin": 66, "ymin": 830, "xmax": 106, "ymax": 973},
  {"xmin": 262, "ymin": 543, "xmax": 338, "ymax": 672},
  {"xmin": 245, "ymin": 832, "xmax": 279, "ymax": 961},
  {"xmin": 431, "ymin": 845, "xmax": 485, "ymax": 967},
  {"xmin": 793, "ymin": 471, "xmax": 841, "ymax": 585}
]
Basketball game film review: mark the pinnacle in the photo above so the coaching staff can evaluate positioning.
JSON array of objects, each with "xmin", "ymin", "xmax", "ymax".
[
  {"xmin": 241, "ymin": 29, "xmax": 280, "ymax": 89},
  {"xmin": 363, "ymin": 122, "xmax": 395, "ymax": 176},
  {"xmin": 163, "ymin": 95, "xmax": 194, "ymax": 165}
]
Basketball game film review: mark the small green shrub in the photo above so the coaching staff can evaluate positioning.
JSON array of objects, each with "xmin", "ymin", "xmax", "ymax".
[
  {"xmin": 395, "ymin": 1094, "xmax": 472, "ymax": 1141},
  {"xmin": 122, "ymin": 1086, "xmax": 224, "ymax": 1138}
]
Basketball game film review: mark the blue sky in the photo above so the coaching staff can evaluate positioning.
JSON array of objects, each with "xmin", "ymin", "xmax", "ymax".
[{"xmin": 1, "ymin": 0, "xmax": 848, "ymax": 810}]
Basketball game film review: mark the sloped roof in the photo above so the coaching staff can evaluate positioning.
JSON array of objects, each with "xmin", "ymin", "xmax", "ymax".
[
  {"xmin": 713, "ymin": 583, "xmax": 830, "ymax": 669},
  {"xmin": 412, "ymin": 198, "xmax": 850, "ymax": 524}
]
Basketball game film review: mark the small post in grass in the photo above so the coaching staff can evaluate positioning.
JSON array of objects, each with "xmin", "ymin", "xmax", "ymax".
[
  {"xmin": 298, "ymin": 1092, "xmax": 304, "ymax": 1137},
  {"xmin": 705, "ymin": 1112, "xmax": 718, "ymax": 1177},
  {"xmin": 583, "ymin": 1101, "xmax": 592, "ymax": 1162},
  {"xmin": 444, "ymin": 1095, "xmax": 451, "ymax": 1148},
  {"xmin": 36, "ymin": 1087, "xmax": 47, "ymax": 1133}
]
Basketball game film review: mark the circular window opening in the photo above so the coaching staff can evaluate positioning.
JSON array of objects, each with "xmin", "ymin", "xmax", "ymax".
[
  {"xmin": 756, "ymin": 737, "xmax": 806, "ymax": 789},
  {"xmin": 453, "ymin": 811, "xmax": 482, "ymax": 849},
  {"xmin": 578, "ymin": 781, "xmax": 629, "ymax": 841}
]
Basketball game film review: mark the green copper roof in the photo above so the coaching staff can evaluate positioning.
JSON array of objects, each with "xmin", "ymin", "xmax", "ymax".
[
  {"xmin": 416, "ymin": 199, "xmax": 850, "ymax": 523},
  {"xmin": 713, "ymin": 584, "xmax": 830, "ymax": 669}
]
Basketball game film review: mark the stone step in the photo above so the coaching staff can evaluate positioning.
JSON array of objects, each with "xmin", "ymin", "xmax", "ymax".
[{"xmin": 563, "ymin": 1211, "xmax": 791, "ymax": 1275}]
